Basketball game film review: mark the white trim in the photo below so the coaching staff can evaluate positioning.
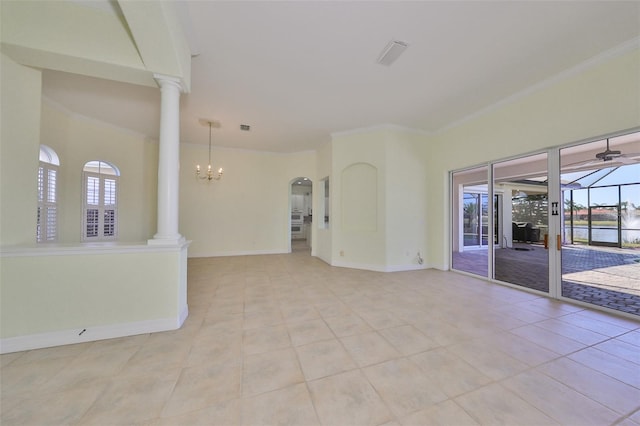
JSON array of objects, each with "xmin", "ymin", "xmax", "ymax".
[
  {"xmin": 0, "ymin": 311, "xmax": 187, "ymax": 354},
  {"xmin": 385, "ymin": 264, "xmax": 429, "ymax": 273},
  {"xmin": 331, "ymin": 259, "xmax": 429, "ymax": 273},
  {"xmin": 437, "ymin": 36, "xmax": 640, "ymax": 135},
  {"xmin": 0, "ymin": 241, "xmax": 190, "ymax": 257},
  {"xmin": 188, "ymin": 248, "xmax": 289, "ymax": 258}
]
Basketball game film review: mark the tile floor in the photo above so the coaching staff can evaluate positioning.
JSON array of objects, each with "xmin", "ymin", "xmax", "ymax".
[{"xmin": 2, "ymin": 249, "xmax": 640, "ymax": 425}]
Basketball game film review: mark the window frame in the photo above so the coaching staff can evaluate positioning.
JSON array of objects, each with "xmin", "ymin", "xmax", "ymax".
[
  {"xmin": 37, "ymin": 145, "xmax": 60, "ymax": 243},
  {"xmin": 81, "ymin": 161, "xmax": 119, "ymax": 241}
]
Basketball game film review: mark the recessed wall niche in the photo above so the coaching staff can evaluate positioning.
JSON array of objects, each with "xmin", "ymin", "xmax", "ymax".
[{"xmin": 341, "ymin": 162, "xmax": 377, "ymax": 232}]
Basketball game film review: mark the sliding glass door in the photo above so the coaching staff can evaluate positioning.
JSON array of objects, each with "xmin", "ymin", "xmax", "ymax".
[
  {"xmin": 450, "ymin": 130, "xmax": 640, "ymax": 317},
  {"xmin": 451, "ymin": 166, "xmax": 489, "ymax": 277},
  {"xmin": 560, "ymin": 134, "xmax": 640, "ymax": 316},
  {"xmin": 492, "ymin": 153, "xmax": 549, "ymax": 293}
]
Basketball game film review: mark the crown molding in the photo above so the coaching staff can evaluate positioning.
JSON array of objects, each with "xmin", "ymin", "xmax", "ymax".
[{"xmin": 437, "ymin": 36, "xmax": 640, "ymax": 135}]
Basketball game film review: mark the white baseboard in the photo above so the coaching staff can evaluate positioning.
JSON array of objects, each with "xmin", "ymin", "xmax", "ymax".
[
  {"xmin": 385, "ymin": 264, "xmax": 429, "ymax": 272},
  {"xmin": 331, "ymin": 260, "xmax": 428, "ymax": 273},
  {"xmin": 0, "ymin": 307, "xmax": 189, "ymax": 354},
  {"xmin": 188, "ymin": 249, "xmax": 288, "ymax": 258}
]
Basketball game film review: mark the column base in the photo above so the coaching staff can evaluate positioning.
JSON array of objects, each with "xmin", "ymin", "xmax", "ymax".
[{"xmin": 148, "ymin": 235, "xmax": 186, "ymax": 246}]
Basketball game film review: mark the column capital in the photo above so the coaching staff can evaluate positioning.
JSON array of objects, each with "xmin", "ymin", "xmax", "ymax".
[{"xmin": 153, "ymin": 73, "xmax": 188, "ymax": 94}]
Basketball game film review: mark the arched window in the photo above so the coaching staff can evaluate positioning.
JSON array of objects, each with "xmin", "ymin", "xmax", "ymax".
[
  {"xmin": 82, "ymin": 161, "xmax": 119, "ymax": 241},
  {"xmin": 37, "ymin": 145, "xmax": 60, "ymax": 242}
]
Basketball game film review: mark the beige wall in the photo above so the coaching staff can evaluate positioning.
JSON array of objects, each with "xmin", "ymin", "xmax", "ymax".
[
  {"xmin": 384, "ymin": 130, "xmax": 428, "ymax": 269},
  {"xmin": 427, "ymin": 48, "xmax": 640, "ymax": 269},
  {"xmin": 0, "ymin": 55, "xmax": 187, "ymax": 353},
  {"xmin": 0, "ymin": 54, "xmax": 42, "ymax": 245},
  {"xmin": 330, "ymin": 126, "xmax": 429, "ymax": 271},
  {"xmin": 40, "ymin": 102, "xmax": 158, "ymax": 243},
  {"xmin": 179, "ymin": 144, "xmax": 316, "ymax": 257},
  {"xmin": 1, "ymin": 248, "xmax": 182, "ymax": 339}
]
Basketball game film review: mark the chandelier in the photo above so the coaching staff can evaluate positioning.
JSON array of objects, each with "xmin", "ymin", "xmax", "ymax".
[{"xmin": 196, "ymin": 119, "xmax": 223, "ymax": 181}]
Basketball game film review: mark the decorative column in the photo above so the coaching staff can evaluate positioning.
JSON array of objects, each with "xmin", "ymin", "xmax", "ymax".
[{"xmin": 149, "ymin": 75, "xmax": 185, "ymax": 245}]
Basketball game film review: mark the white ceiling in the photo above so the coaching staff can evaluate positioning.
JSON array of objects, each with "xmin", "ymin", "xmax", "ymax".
[{"xmin": 42, "ymin": 1, "xmax": 640, "ymax": 153}]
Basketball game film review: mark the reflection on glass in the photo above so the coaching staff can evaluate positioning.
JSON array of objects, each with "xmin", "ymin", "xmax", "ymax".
[
  {"xmin": 560, "ymin": 134, "xmax": 640, "ymax": 316},
  {"xmin": 493, "ymin": 153, "xmax": 549, "ymax": 293},
  {"xmin": 451, "ymin": 167, "xmax": 488, "ymax": 277}
]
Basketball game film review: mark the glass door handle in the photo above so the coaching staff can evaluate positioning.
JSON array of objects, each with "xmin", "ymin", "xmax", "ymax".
[
  {"xmin": 557, "ymin": 235, "xmax": 562, "ymax": 251},
  {"xmin": 544, "ymin": 234, "xmax": 548, "ymax": 250}
]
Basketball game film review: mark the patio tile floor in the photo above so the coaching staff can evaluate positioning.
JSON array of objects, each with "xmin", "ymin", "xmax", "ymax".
[{"xmin": 452, "ymin": 244, "xmax": 640, "ymax": 316}]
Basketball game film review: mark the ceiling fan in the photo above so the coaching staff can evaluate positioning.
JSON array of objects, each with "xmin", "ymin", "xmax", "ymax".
[{"xmin": 563, "ymin": 139, "xmax": 640, "ymax": 170}]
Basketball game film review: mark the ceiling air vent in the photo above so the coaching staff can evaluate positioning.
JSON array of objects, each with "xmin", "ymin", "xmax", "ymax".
[
  {"xmin": 240, "ymin": 124, "xmax": 251, "ymax": 131},
  {"xmin": 377, "ymin": 40, "xmax": 409, "ymax": 66}
]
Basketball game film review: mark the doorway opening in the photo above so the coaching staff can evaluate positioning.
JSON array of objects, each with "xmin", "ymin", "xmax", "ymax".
[{"xmin": 290, "ymin": 177, "xmax": 312, "ymax": 252}]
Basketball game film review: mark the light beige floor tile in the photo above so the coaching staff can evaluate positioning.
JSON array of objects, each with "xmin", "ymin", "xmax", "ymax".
[
  {"xmin": 79, "ymin": 370, "xmax": 178, "ymax": 425},
  {"xmin": 514, "ymin": 298, "xmax": 585, "ymax": 318},
  {"xmin": 243, "ymin": 308, "xmax": 284, "ymax": 329},
  {"xmin": 617, "ymin": 330, "xmax": 640, "ymax": 347},
  {"xmin": 340, "ymin": 331, "xmax": 401, "ymax": 367},
  {"xmin": 185, "ymin": 334, "xmax": 242, "ymax": 367},
  {"xmin": 569, "ymin": 347, "xmax": 640, "ymax": 388},
  {"xmin": 0, "ymin": 356, "xmax": 76, "ymax": 397},
  {"xmin": 83, "ymin": 334, "xmax": 150, "ymax": 354},
  {"xmin": 449, "ymin": 340, "xmax": 529, "ymax": 381},
  {"xmin": 538, "ymin": 357, "xmax": 640, "ymax": 415},
  {"xmin": 594, "ymin": 339, "xmax": 640, "ymax": 365},
  {"xmin": 573, "ymin": 309, "xmax": 640, "ymax": 330},
  {"xmin": 534, "ymin": 318, "xmax": 609, "ymax": 345},
  {"xmin": 286, "ymin": 318, "xmax": 335, "ymax": 346},
  {"xmin": 241, "ymin": 383, "xmax": 319, "ymax": 426},
  {"xmin": 378, "ymin": 325, "xmax": 440, "ymax": 356},
  {"xmin": 1, "ymin": 382, "xmax": 104, "ymax": 425},
  {"xmin": 324, "ymin": 313, "xmax": 373, "ymax": 337},
  {"xmin": 455, "ymin": 383, "xmax": 558, "ymax": 425},
  {"xmin": 399, "ymin": 400, "xmax": 479, "ymax": 426},
  {"xmin": 0, "ymin": 351, "xmax": 24, "ymax": 368},
  {"xmin": 243, "ymin": 324, "xmax": 291, "ymax": 354},
  {"xmin": 557, "ymin": 313, "xmax": 630, "ymax": 337},
  {"xmin": 9, "ymin": 342, "xmax": 90, "ymax": 365},
  {"xmin": 616, "ymin": 417, "xmax": 640, "ymax": 426},
  {"xmin": 413, "ymin": 320, "xmax": 479, "ymax": 346},
  {"xmin": 314, "ymin": 301, "xmax": 353, "ymax": 319},
  {"xmin": 502, "ymin": 370, "xmax": 619, "ymax": 425},
  {"xmin": 4, "ymin": 254, "xmax": 638, "ymax": 425},
  {"xmin": 356, "ymin": 309, "xmax": 406, "ymax": 330},
  {"xmin": 308, "ymin": 370, "xmax": 393, "ymax": 426},
  {"xmin": 242, "ymin": 347, "xmax": 304, "ymax": 396},
  {"xmin": 161, "ymin": 360, "xmax": 242, "ymax": 418},
  {"xmin": 378, "ymin": 421, "xmax": 402, "ymax": 426},
  {"xmin": 295, "ymin": 339, "xmax": 357, "ymax": 381},
  {"xmin": 483, "ymin": 331, "xmax": 560, "ymax": 366},
  {"xmin": 281, "ymin": 304, "xmax": 321, "ymax": 323},
  {"xmin": 492, "ymin": 304, "xmax": 552, "ymax": 324},
  {"xmin": 510, "ymin": 324, "xmax": 586, "ymax": 355},
  {"xmin": 122, "ymin": 336, "xmax": 190, "ymax": 374},
  {"xmin": 410, "ymin": 348, "xmax": 492, "ymax": 397},
  {"xmin": 363, "ymin": 358, "xmax": 448, "ymax": 418},
  {"xmin": 40, "ymin": 348, "xmax": 137, "ymax": 394},
  {"xmin": 202, "ymin": 311, "xmax": 244, "ymax": 330},
  {"xmin": 153, "ymin": 397, "xmax": 241, "ymax": 425}
]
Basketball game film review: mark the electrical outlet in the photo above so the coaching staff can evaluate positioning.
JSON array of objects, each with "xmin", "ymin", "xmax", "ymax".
[{"xmin": 340, "ymin": 250, "xmax": 344, "ymax": 257}]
